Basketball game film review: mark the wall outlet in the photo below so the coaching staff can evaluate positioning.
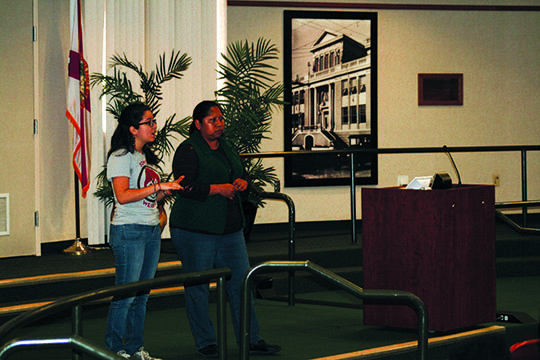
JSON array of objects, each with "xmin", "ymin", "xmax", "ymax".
[
  {"xmin": 398, "ymin": 175, "xmax": 409, "ymax": 186},
  {"xmin": 492, "ymin": 174, "xmax": 500, "ymax": 186}
]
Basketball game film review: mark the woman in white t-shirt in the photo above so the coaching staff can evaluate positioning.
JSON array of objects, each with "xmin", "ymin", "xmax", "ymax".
[{"xmin": 105, "ymin": 102, "xmax": 182, "ymax": 360}]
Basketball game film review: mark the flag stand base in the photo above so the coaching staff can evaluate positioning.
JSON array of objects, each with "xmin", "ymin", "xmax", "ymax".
[{"xmin": 63, "ymin": 238, "xmax": 92, "ymax": 256}]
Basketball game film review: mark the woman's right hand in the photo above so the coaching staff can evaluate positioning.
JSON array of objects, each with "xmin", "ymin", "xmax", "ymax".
[{"xmin": 211, "ymin": 183, "xmax": 237, "ymax": 200}]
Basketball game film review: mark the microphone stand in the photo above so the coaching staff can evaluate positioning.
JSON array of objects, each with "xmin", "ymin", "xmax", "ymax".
[{"xmin": 443, "ymin": 145, "xmax": 462, "ymax": 188}]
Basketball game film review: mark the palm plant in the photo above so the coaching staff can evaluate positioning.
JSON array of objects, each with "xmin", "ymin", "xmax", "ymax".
[
  {"xmin": 215, "ymin": 38, "xmax": 284, "ymax": 208},
  {"xmin": 90, "ymin": 50, "xmax": 192, "ymax": 207}
]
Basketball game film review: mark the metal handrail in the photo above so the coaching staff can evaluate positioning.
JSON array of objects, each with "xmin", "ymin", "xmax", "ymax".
[
  {"xmin": 0, "ymin": 336, "xmax": 125, "ymax": 360},
  {"xmin": 258, "ymin": 191, "xmax": 297, "ymax": 306},
  {"xmin": 242, "ymin": 144, "xmax": 540, "ymax": 239},
  {"xmin": 495, "ymin": 200, "xmax": 540, "ymax": 234},
  {"xmin": 241, "ymin": 145, "xmax": 540, "ymax": 159},
  {"xmin": 239, "ymin": 261, "xmax": 428, "ymax": 360},
  {"xmin": 0, "ymin": 268, "xmax": 232, "ymax": 360}
]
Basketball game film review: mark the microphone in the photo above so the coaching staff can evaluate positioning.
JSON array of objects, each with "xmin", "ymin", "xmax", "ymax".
[{"xmin": 443, "ymin": 145, "xmax": 462, "ymax": 188}]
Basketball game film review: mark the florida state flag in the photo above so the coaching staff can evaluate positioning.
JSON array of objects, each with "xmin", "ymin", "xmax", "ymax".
[{"xmin": 66, "ymin": 0, "xmax": 91, "ymax": 198}]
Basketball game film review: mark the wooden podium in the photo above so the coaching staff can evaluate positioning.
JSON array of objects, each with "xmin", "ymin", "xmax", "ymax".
[{"xmin": 362, "ymin": 185, "xmax": 496, "ymax": 332}]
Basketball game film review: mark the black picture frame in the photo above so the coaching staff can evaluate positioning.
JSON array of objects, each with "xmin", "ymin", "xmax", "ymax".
[{"xmin": 284, "ymin": 10, "xmax": 378, "ymax": 187}]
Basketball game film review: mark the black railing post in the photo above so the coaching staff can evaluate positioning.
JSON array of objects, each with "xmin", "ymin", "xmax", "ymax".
[
  {"xmin": 259, "ymin": 192, "xmax": 297, "ymax": 306},
  {"xmin": 72, "ymin": 305, "xmax": 83, "ymax": 360},
  {"xmin": 216, "ymin": 275, "xmax": 227, "ymax": 360},
  {"xmin": 521, "ymin": 149, "xmax": 528, "ymax": 227},
  {"xmin": 286, "ymin": 194, "xmax": 296, "ymax": 306},
  {"xmin": 350, "ymin": 152, "xmax": 357, "ymax": 244}
]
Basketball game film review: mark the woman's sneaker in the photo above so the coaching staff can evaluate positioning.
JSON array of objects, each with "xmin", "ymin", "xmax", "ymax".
[
  {"xmin": 198, "ymin": 344, "xmax": 218, "ymax": 358},
  {"xmin": 117, "ymin": 350, "xmax": 130, "ymax": 359},
  {"xmin": 250, "ymin": 340, "xmax": 282, "ymax": 355},
  {"xmin": 130, "ymin": 347, "xmax": 162, "ymax": 360}
]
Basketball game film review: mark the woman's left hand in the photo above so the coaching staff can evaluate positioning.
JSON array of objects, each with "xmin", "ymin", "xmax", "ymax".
[{"xmin": 232, "ymin": 178, "xmax": 248, "ymax": 192}]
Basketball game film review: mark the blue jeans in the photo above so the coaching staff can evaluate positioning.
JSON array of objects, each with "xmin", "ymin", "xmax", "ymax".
[
  {"xmin": 105, "ymin": 224, "xmax": 161, "ymax": 355},
  {"xmin": 170, "ymin": 228, "xmax": 262, "ymax": 350}
]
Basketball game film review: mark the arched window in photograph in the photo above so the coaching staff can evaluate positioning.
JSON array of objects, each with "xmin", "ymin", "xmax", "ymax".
[
  {"xmin": 342, "ymin": 79, "xmax": 348, "ymax": 96},
  {"xmin": 359, "ymin": 75, "xmax": 367, "ymax": 93},
  {"xmin": 350, "ymin": 78, "xmax": 358, "ymax": 95}
]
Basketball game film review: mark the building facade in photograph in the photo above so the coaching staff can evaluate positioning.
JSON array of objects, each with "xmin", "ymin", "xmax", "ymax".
[{"xmin": 291, "ymin": 30, "xmax": 372, "ymax": 161}]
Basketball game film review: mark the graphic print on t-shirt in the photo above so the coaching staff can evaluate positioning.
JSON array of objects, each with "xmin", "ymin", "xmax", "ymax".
[{"xmin": 137, "ymin": 162, "xmax": 160, "ymax": 207}]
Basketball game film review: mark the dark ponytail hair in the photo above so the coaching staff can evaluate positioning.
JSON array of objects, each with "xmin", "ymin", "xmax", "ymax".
[
  {"xmin": 189, "ymin": 100, "xmax": 222, "ymax": 134},
  {"xmin": 107, "ymin": 102, "xmax": 158, "ymax": 165}
]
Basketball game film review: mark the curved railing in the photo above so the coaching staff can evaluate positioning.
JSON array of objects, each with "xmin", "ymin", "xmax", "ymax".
[
  {"xmin": 0, "ymin": 336, "xmax": 124, "ymax": 360},
  {"xmin": 239, "ymin": 261, "xmax": 428, "ymax": 360},
  {"xmin": 257, "ymin": 191, "xmax": 297, "ymax": 306},
  {"xmin": 0, "ymin": 268, "xmax": 232, "ymax": 360}
]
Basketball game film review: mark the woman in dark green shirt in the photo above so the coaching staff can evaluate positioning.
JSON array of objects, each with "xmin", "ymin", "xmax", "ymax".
[{"xmin": 169, "ymin": 100, "xmax": 281, "ymax": 358}]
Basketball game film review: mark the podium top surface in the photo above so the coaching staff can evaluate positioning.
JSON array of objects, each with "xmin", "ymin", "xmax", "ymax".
[{"xmin": 365, "ymin": 184, "xmax": 494, "ymax": 192}]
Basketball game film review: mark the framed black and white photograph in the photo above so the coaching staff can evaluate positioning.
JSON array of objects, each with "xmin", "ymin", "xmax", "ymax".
[{"xmin": 283, "ymin": 10, "xmax": 378, "ymax": 187}]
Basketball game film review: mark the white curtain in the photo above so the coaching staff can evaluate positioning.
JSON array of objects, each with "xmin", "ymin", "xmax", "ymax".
[{"xmin": 84, "ymin": 0, "xmax": 226, "ymax": 244}]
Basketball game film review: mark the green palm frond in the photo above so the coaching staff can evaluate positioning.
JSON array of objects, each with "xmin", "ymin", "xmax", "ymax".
[
  {"xmin": 215, "ymin": 37, "xmax": 284, "ymax": 207},
  {"xmin": 94, "ymin": 166, "xmax": 114, "ymax": 208},
  {"xmin": 90, "ymin": 69, "xmax": 144, "ymax": 113},
  {"xmin": 151, "ymin": 114, "xmax": 192, "ymax": 161},
  {"xmin": 242, "ymin": 158, "xmax": 279, "ymax": 207},
  {"xmin": 109, "ymin": 53, "xmax": 144, "ymax": 75},
  {"xmin": 156, "ymin": 50, "xmax": 192, "ymax": 83}
]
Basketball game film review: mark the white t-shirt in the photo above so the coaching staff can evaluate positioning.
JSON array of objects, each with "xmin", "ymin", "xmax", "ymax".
[{"xmin": 107, "ymin": 149, "xmax": 161, "ymax": 226}]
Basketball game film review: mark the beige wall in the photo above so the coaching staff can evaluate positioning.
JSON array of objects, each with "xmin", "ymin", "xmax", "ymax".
[{"xmin": 227, "ymin": 1, "xmax": 540, "ymax": 224}]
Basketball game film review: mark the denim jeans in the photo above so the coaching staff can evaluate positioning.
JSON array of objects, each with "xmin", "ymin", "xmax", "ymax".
[
  {"xmin": 170, "ymin": 228, "xmax": 262, "ymax": 350},
  {"xmin": 105, "ymin": 224, "xmax": 161, "ymax": 355}
]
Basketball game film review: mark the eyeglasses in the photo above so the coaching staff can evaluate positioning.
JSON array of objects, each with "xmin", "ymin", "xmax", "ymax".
[{"xmin": 139, "ymin": 119, "xmax": 157, "ymax": 127}]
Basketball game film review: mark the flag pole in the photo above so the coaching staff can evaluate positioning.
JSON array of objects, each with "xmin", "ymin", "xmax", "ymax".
[
  {"xmin": 63, "ymin": 0, "xmax": 92, "ymax": 255},
  {"xmin": 63, "ymin": 172, "xmax": 90, "ymax": 255}
]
